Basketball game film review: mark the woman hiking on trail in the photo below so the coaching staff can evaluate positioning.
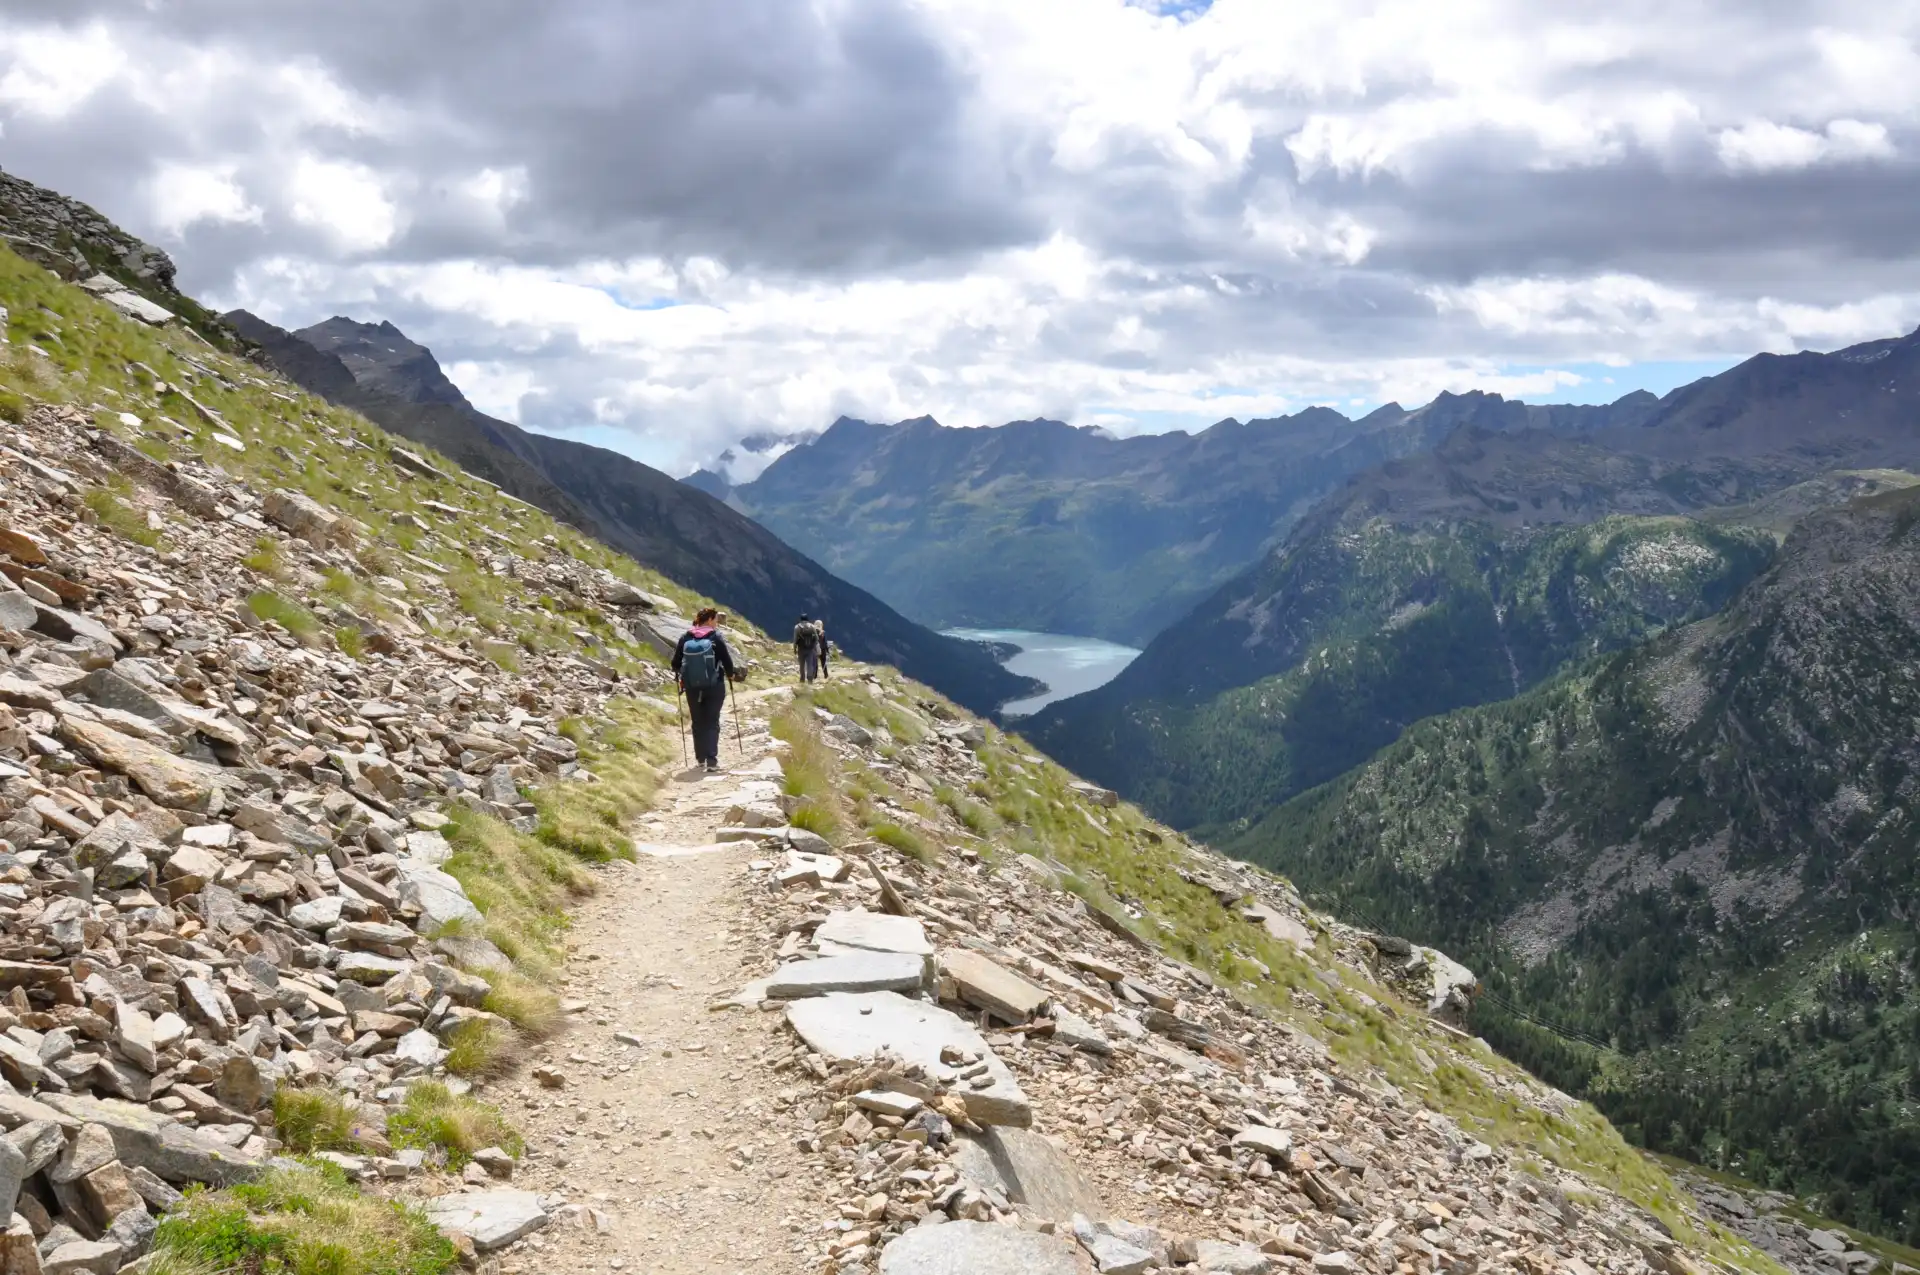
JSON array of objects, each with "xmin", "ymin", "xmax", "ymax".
[{"xmin": 671, "ymin": 607, "xmax": 741, "ymax": 772}]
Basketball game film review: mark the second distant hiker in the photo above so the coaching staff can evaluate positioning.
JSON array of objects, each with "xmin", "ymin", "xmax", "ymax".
[
  {"xmin": 794, "ymin": 613, "xmax": 824, "ymax": 683},
  {"xmin": 673, "ymin": 607, "xmax": 741, "ymax": 771}
]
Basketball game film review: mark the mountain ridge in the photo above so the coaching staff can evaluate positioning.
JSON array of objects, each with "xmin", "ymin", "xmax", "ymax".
[
  {"xmin": 709, "ymin": 390, "xmax": 1661, "ymax": 644},
  {"xmin": 222, "ymin": 309, "xmax": 1039, "ymax": 715},
  {"xmin": 1028, "ymin": 326, "xmax": 1920, "ymax": 829}
]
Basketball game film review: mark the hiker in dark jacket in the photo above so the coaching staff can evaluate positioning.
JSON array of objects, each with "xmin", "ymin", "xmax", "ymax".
[
  {"xmin": 794, "ymin": 613, "xmax": 824, "ymax": 683},
  {"xmin": 671, "ymin": 607, "xmax": 740, "ymax": 771}
]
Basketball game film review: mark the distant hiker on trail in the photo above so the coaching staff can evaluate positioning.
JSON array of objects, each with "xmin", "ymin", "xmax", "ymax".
[
  {"xmin": 794, "ymin": 613, "xmax": 824, "ymax": 683},
  {"xmin": 820, "ymin": 629, "xmax": 833, "ymax": 678},
  {"xmin": 672, "ymin": 607, "xmax": 740, "ymax": 772}
]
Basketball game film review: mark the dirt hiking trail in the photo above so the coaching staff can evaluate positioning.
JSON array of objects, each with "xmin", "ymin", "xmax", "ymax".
[{"xmin": 496, "ymin": 688, "xmax": 816, "ymax": 1275}]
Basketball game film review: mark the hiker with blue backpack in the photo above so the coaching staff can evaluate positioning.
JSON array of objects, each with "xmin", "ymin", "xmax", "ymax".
[{"xmin": 671, "ymin": 607, "xmax": 741, "ymax": 772}]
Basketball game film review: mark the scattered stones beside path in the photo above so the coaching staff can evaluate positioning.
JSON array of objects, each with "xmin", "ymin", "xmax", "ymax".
[{"xmin": 0, "ymin": 395, "xmax": 694, "ymax": 1269}]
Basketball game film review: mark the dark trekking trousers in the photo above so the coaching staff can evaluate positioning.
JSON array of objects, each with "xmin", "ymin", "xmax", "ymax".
[
  {"xmin": 799, "ymin": 649, "xmax": 820, "ymax": 682},
  {"xmin": 687, "ymin": 683, "xmax": 726, "ymax": 765}
]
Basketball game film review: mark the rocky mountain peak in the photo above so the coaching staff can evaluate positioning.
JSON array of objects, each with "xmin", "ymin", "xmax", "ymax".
[{"xmin": 293, "ymin": 317, "xmax": 473, "ymax": 411}]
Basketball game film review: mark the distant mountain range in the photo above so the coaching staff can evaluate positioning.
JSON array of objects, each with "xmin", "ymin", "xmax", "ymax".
[
  {"xmin": 692, "ymin": 392, "xmax": 1659, "ymax": 645},
  {"xmin": 1028, "ymin": 328, "xmax": 1920, "ymax": 829},
  {"xmin": 223, "ymin": 311, "xmax": 1038, "ymax": 714}
]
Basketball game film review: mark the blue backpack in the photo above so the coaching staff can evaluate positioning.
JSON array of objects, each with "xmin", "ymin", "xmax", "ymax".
[{"xmin": 681, "ymin": 634, "xmax": 722, "ymax": 690}]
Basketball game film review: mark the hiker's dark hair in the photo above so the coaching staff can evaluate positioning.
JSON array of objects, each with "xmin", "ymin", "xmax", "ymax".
[{"xmin": 695, "ymin": 607, "xmax": 719, "ymax": 625}]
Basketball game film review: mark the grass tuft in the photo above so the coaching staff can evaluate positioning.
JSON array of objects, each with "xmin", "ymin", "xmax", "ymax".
[
  {"xmin": 272, "ymin": 1088, "xmax": 366, "ymax": 1155},
  {"xmin": 248, "ymin": 589, "xmax": 320, "ymax": 642},
  {"xmin": 387, "ymin": 1081, "xmax": 523, "ymax": 1168},
  {"xmin": 152, "ymin": 1163, "xmax": 458, "ymax": 1275},
  {"xmin": 867, "ymin": 820, "xmax": 934, "ymax": 864},
  {"xmin": 83, "ymin": 481, "xmax": 162, "ymax": 548},
  {"xmin": 480, "ymin": 969, "xmax": 562, "ymax": 1038},
  {"xmin": 443, "ymin": 1018, "xmax": 512, "ymax": 1079},
  {"xmin": 241, "ymin": 535, "xmax": 283, "ymax": 575}
]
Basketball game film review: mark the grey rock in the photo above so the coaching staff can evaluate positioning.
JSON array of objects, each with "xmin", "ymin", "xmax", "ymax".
[
  {"xmin": 0, "ymin": 1132, "xmax": 23, "ymax": 1219},
  {"xmin": 879, "ymin": 1220, "xmax": 1087, "ymax": 1274},
  {"xmin": 52, "ymin": 1123, "xmax": 117, "ymax": 1184},
  {"xmin": 1069, "ymin": 781, "xmax": 1119, "ymax": 808},
  {"xmin": 940, "ymin": 948, "xmax": 1049, "ymax": 1023},
  {"xmin": 404, "ymin": 830, "xmax": 452, "ymax": 865},
  {"xmin": 29, "ymin": 602, "xmax": 121, "ymax": 652},
  {"xmin": 976, "ymin": 1125, "xmax": 1106, "ymax": 1223},
  {"xmin": 435, "ymin": 935, "xmax": 512, "ymax": 974},
  {"xmin": 287, "ymin": 896, "xmax": 345, "ymax": 930},
  {"xmin": 1194, "ymin": 1240, "xmax": 1271, "ymax": 1274},
  {"xmin": 394, "ymin": 1030, "xmax": 447, "ymax": 1069},
  {"xmin": 1075, "ymin": 1225, "xmax": 1153, "ymax": 1275},
  {"xmin": 395, "ymin": 860, "xmax": 482, "ymax": 931},
  {"xmin": 423, "ymin": 1189, "xmax": 550, "ymax": 1251},
  {"xmin": 1051, "ymin": 1009, "xmax": 1112, "ymax": 1056},
  {"xmin": 1231, "ymin": 1125, "xmax": 1293, "ymax": 1160},
  {"xmin": 9, "ymin": 1118, "xmax": 67, "ymax": 1175},
  {"xmin": 104, "ymin": 1204, "xmax": 156, "ymax": 1260},
  {"xmin": 43, "ymin": 1238, "xmax": 123, "ymax": 1275},
  {"xmin": 1243, "ymin": 903, "xmax": 1311, "ymax": 951},
  {"xmin": 336, "ymin": 953, "xmax": 411, "ymax": 984},
  {"xmin": 765, "ymin": 952, "xmax": 929, "ymax": 1000},
  {"xmin": 212, "ymin": 1055, "xmax": 274, "ymax": 1113},
  {"xmin": 785, "ymin": 828, "xmax": 835, "ymax": 856},
  {"xmin": 0, "ymin": 589, "xmax": 36, "ymax": 633}
]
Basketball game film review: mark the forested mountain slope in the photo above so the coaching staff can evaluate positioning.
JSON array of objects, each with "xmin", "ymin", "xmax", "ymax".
[
  {"xmin": 1023, "ymin": 424, "xmax": 1794, "ymax": 828},
  {"xmin": 1230, "ymin": 486, "xmax": 1920, "ymax": 1243}
]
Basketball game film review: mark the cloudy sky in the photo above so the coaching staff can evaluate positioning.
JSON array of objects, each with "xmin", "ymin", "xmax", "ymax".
[{"xmin": 3, "ymin": 0, "xmax": 1918, "ymax": 474}]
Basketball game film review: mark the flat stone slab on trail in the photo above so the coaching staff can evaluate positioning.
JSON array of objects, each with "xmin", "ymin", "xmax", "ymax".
[
  {"xmin": 633, "ymin": 841, "xmax": 734, "ymax": 858},
  {"xmin": 815, "ymin": 910, "xmax": 933, "ymax": 957},
  {"xmin": 765, "ymin": 952, "xmax": 928, "ymax": 999},
  {"xmin": 786, "ymin": 991, "xmax": 1032, "ymax": 1127},
  {"xmin": 423, "ymin": 1190, "xmax": 549, "ymax": 1251},
  {"xmin": 878, "ymin": 1220, "xmax": 1091, "ymax": 1274}
]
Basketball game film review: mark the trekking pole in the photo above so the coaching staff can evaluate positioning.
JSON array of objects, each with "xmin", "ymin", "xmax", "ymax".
[
  {"xmin": 674, "ymin": 683, "xmax": 688, "ymax": 768},
  {"xmin": 731, "ymin": 689, "xmax": 745, "ymax": 758}
]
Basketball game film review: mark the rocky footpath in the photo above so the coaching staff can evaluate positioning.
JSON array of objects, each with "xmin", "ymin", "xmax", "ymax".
[
  {"xmin": 0, "ymin": 393, "xmax": 695, "ymax": 1270},
  {"xmin": 687, "ymin": 690, "xmax": 1763, "ymax": 1275}
]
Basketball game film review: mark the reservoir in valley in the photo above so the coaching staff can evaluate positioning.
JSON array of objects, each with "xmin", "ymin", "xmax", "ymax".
[{"xmin": 942, "ymin": 628, "xmax": 1142, "ymax": 718}]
